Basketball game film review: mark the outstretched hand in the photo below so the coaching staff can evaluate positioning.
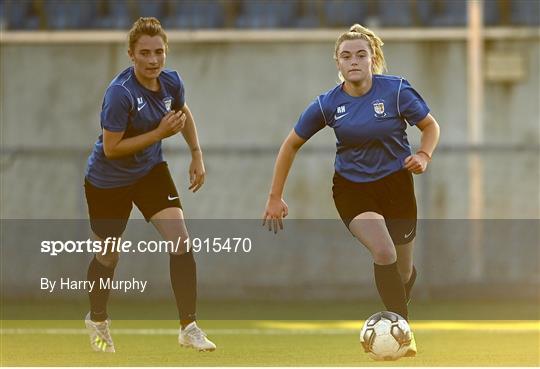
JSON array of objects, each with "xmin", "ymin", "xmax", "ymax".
[{"xmin": 262, "ymin": 196, "xmax": 289, "ymax": 234}]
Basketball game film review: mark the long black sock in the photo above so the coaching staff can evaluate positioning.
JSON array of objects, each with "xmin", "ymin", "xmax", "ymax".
[
  {"xmin": 404, "ymin": 266, "xmax": 417, "ymax": 303},
  {"xmin": 170, "ymin": 252, "xmax": 197, "ymax": 328},
  {"xmin": 87, "ymin": 256, "xmax": 115, "ymax": 322},
  {"xmin": 374, "ymin": 262, "xmax": 408, "ymax": 320}
]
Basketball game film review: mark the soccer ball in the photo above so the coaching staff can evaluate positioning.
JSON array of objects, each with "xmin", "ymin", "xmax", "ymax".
[{"xmin": 359, "ymin": 311, "xmax": 412, "ymax": 361}]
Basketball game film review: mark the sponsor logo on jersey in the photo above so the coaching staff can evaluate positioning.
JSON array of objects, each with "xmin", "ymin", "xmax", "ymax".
[
  {"xmin": 137, "ymin": 97, "xmax": 146, "ymax": 111},
  {"xmin": 334, "ymin": 105, "xmax": 348, "ymax": 120},
  {"xmin": 335, "ymin": 113, "xmax": 349, "ymax": 120}
]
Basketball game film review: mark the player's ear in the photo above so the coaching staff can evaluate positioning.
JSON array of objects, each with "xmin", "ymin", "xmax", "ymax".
[{"xmin": 127, "ymin": 49, "xmax": 134, "ymax": 61}]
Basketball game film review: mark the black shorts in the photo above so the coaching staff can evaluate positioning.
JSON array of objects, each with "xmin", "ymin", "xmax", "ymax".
[
  {"xmin": 84, "ymin": 162, "xmax": 182, "ymax": 239},
  {"xmin": 332, "ymin": 169, "xmax": 417, "ymax": 245}
]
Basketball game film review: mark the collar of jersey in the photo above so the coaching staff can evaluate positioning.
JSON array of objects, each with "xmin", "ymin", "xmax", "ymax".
[
  {"xmin": 338, "ymin": 77, "xmax": 376, "ymax": 99},
  {"xmin": 130, "ymin": 67, "xmax": 163, "ymax": 95}
]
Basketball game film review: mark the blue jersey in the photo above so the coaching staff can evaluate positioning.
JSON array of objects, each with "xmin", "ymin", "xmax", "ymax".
[
  {"xmin": 294, "ymin": 75, "xmax": 430, "ymax": 183},
  {"xmin": 85, "ymin": 67, "xmax": 185, "ymax": 188}
]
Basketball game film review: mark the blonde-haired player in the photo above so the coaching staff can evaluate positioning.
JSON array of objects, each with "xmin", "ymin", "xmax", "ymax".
[{"xmin": 263, "ymin": 24, "xmax": 441, "ymax": 356}]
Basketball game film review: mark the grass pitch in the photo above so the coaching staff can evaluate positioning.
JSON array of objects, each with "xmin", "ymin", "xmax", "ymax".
[
  {"xmin": 1, "ymin": 301, "xmax": 539, "ymax": 366},
  {"xmin": 1, "ymin": 319, "xmax": 539, "ymax": 366}
]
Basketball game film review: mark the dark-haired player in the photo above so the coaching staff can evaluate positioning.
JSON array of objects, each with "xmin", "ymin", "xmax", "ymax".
[{"xmin": 84, "ymin": 17, "xmax": 215, "ymax": 352}]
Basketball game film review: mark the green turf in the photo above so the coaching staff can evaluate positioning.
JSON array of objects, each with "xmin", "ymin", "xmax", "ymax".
[
  {"xmin": 2, "ymin": 299, "xmax": 539, "ymax": 320},
  {"xmin": 2, "ymin": 301, "xmax": 539, "ymax": 366},
  {"xmin": 1, "ymin": 319, "xmax": 539, "ymax": 366}
]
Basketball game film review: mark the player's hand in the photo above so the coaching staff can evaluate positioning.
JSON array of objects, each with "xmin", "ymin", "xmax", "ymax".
[
  {"xmin": 262, "ymin": 196, "xmax": 289, "ymax": 234},
  {"xmin": 404, "ymin": 152, "xmax": 429, "ymax": 174},
  {"xmin": 156, "ymin": 110, "xmax": 186, "ymax": 139},
  {"xmin": 188, "ymin": 156, "xmax": 205, "ymax": 192}
]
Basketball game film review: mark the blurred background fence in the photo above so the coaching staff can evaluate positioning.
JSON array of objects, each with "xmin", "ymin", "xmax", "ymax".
[{"xmin": 1, "ymin": 0, "xmax": 539, "ymax": 301}]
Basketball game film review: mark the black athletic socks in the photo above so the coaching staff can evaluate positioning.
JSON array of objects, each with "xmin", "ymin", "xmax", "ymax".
[
  {"xmin": 374, "ymin": 261, "xmax": 408, "ymax": 320},
  {"xmin": 87, "ymin": 256, "xmax": 115, "ymax": 322},
  {"xmin": 170, "ymin": 252, "xmax": 197, "ymax": 328},
  {"xmin": 404, "ymin": 265, "xmax": 417, "ymax": 303}
]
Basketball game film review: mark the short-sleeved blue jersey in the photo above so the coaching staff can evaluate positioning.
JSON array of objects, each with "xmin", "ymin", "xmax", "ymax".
[
  {"xmin": 294, "ymin": 75, "xmax": 430, "ymax": 183},
  {"xmin": 85, "ymin": 67, "xmax": 185, "ymax": 188}
]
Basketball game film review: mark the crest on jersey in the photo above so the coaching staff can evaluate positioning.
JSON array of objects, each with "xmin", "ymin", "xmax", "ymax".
[
  {"xmin": 163, "ymin": 97, "xmax": 172, "ymax": 112},
  {"xmin": 372, "ymin": 100, "xmax": 386, "ymax": 118}
]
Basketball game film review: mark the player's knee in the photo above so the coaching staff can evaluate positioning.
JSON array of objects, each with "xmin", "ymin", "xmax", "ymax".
[
  {"xmin": 372, "ymin": 247, "xmax": 397, "ymax": 265},
  {"xmin": 169, "ymin": 232, "xmax": 190, "ymax": 255},
  {"xmin": 96, "ymin": 252, "xmax": 119, "ymax": 269}
]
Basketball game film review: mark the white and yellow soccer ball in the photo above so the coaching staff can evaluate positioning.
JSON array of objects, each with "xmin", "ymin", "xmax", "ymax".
[{"xmin": 359, "ymin": 311, "xmax": 412, "ymax": 361}]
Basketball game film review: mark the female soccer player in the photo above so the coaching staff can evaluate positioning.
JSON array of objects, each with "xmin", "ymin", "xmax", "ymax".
[
  {"xmin": 83, "ymin": 17, "xmax": 215, "ymax": 352},
  {"xmin": 262, "ymin": 24, "xmax": 440, "ymax": 355}
]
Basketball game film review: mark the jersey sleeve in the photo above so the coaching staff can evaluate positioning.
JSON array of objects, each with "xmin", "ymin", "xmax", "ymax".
[
  {"xmin": 173, "ymin": 71, "xmax": 186, "ymax": 111},
  {"xmin": 100, "ymin": 85, "xmax": 133, "ymax": 132},
  {"xmin": 398, "ymin": 79, "xmax": 430, "ymax": 126},
  {"xmin": 293, "ymin": 98, "xmax": 326, "ymax": 140}
]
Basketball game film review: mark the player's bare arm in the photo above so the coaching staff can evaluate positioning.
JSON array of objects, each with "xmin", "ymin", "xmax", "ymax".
[
  {"xmin": 102, "ymin": 110, "xmax": 186, "ymax": 159},
  {"xmin": 262, "ymin": 129, "xmax": 306, "ymax": 233},
  {"xmin": 179, "ymin": 103, "xmax": 205, "ymax": 192},
  {"xmin": 404, "ymin": 114, "xmax": 440, "ymax": 174}
]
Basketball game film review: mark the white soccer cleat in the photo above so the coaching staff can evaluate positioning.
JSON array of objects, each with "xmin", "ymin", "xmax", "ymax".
[
  {"xmin": 85, "ymin": 312, "xmax": 115, "ymax": 353},
  {"xmin": 178, "ymin": 321, "xmax": 216, "ymax": 351}
]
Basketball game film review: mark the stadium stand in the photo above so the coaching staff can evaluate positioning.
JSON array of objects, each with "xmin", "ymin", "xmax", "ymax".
[
  {"xmin": 92, "ymin": 0, "xmax": 132, "ymax": 29},
  {"xmin": 416, "ymin": 0, "xmax": 467, "ymax": 27},
  {"xmin": 294, "ymin": 0, "xmax": 320, "ymax": 28},
  {"xmin": 134, "ymin": 0, "xmax": 167, "ymax": 19},
  {"xmin": 511, "ymin": 0, "xmax": 540, "ymax": 25},
  {"xmin": 3, "ymin": 0, "xmax": 40, "ymax": 30},
  {"xmin": 376, "ymin": 0, "xmax": 414, "ymax": 27},
  {"xmin": 0, "ymin": 0, "xmax": 538, "ymax": 30},
  {"xmin": 43, "ymin": 0, "xmax": 95, "ymax": 29},
  {"xmin": 163, "ymin": 0, "xmax": 225, "ymax": 29},
  {"xmin": 322, "ymin": 0, "xmax": 368, "ymax": 27},
  {"xmin": 235, "ymin": 0, "xmax": 299, "ymax": 28}
]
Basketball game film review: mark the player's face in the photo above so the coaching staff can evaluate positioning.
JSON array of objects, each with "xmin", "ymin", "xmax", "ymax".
[
  {"xmin": 336, "ymin": 39, "xmax": 373, "ymax": 83},
  {"xmin": 129, "ymin": 35, "xmax": 167, "ymax": 81}
]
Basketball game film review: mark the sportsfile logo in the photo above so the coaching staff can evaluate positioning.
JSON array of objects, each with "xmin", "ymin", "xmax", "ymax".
[{"xmin": 40, "ymin": 236, "xmax": 253, "ymax": 255}]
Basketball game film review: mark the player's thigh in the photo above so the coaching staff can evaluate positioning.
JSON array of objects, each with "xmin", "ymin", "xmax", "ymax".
[
  {"xmin": 349, "ymin": 212, "xmax": 397, "ymax": 264},
  {"xmin": 332, "ymin": 171, "xmax": 380, "ymax": 227},
  {"xmin": 84, "ymin": 178, "xmax": 132, "ymax": 241},
  {"xmin": 132, "ymin": 162, "xmax": 188, "ymax": 254},
  {"xmin": 150, "ymin": 207, "xmax": 190, "ymax": 255},
  {"xmin": 381, "ymin": 170, "xmax": 418, "ymax": 246},
  {"xmin": 132, "ymin": 161, "xmax": 183, "ymax": 221},
  {"xmin": 332, "ymin": 172, "xmax": 395, "ymax": 260}
]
